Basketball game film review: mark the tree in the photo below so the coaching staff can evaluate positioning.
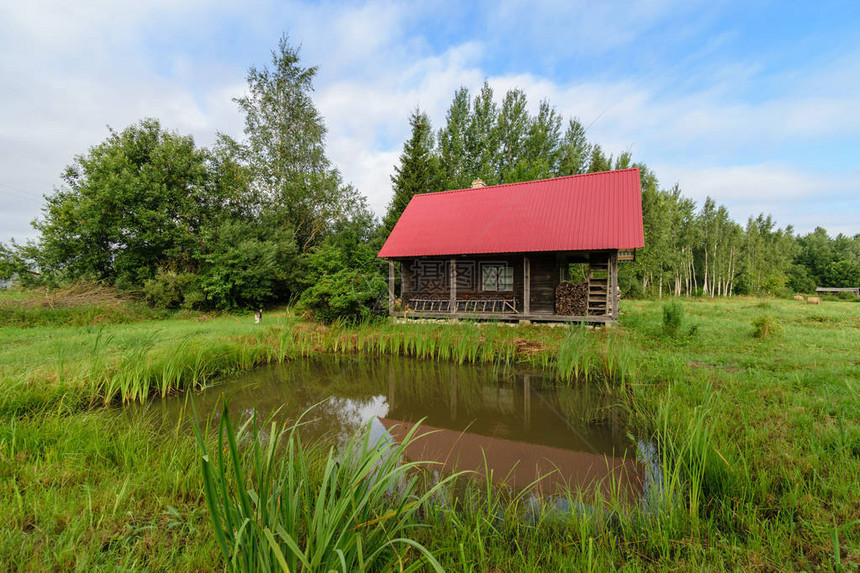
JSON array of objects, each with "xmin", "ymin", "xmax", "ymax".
[
  {"xmin": 557, "ymin": 118, "xmax": 591, "ymax": 176},
  {"xmin": 233, "ymin": 35, "xmax": 365, "ymax": 251},
  {"xmin": 33, "ymin": 118, "xmax": 213, "ymax": 288},
  {"xmin": 822, "ymin": 260, "xmax": 860, "ymax": 288},
  {"xmin": 495, "ymin": 89, "xmax": 530, "ymax": 183},
  {"xmin": 382, "ymin": 109, "xmax": 439, "ymax": 233},
  {"xmin": 196, "ymin": 219, "xmax": 298, "ymax": 309},
  {"xmin": 0, "ymin": 243, "xmax": 15, "ymax": 281},
  {"xmin": 464, "ymin": 82, "xmax": 499, "ymax": 185},
  {"xmin": 587, "ymin": 144, "xmax": 612, "ymax": 173},
  {"xmin": 437, "ymin": 87, "xmax": 472, "ymax": 190},
  {"xmin": 518, "ymin": 100, "xmax": 563, "ymax": 181}
]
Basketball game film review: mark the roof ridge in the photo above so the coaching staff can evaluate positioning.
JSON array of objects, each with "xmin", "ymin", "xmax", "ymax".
[{"xmin": 411, "ymin": 168, "xmax": 640, "ymax": 199}]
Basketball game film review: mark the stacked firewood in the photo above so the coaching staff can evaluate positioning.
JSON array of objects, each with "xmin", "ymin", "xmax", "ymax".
[{"xmin": 555, "ymin": 281, "xmax": 588, "ymax": 315}]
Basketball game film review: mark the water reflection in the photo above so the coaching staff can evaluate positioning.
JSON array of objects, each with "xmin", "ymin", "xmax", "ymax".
[{"xmin": 137, "ymin": 357, "xmax": 642, "ymax": 500}]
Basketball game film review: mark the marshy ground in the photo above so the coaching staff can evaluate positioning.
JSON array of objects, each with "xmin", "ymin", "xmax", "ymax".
[{"xmin": 0, "ymin": 289, "xmax": 857, "ymax": 571}]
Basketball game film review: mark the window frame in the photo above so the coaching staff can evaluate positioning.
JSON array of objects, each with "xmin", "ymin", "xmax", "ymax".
[{"xmin": 481, "ymin": 263, "xmax": 513, "ymax": 292}]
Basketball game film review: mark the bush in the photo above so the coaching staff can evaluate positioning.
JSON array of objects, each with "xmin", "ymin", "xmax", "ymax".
[
  {"xmin": 751, "ymin": 314, "xmax": 782, "ymax": 338},
  {"xmin": 662, "ymin": 301, "xmax": 684, "ymax": 338},
  {"xmin": 143, "ymin": 269, "xmax": 202, "ymax": 309},
  {"xmin": 298, "ymin": 269, "xmax": 386, "ymax": 324},
  {"xmin": 197, "ymin": 220, "xmax": 299, "ymax": 310}
]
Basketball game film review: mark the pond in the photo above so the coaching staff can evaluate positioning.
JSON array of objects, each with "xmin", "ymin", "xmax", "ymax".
[{"xmin": 137, "ymin": 357, "xmax": 645, "ymax": 502}]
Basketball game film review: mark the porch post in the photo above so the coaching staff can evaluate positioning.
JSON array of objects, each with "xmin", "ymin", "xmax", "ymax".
[
  {"xmin": 523, "ymin": 256, "xmax": 531, "ymax": 315},
  {"xmin": 610, "ymin": 251, "xmax": 619, "ymax": 323},
  {"xmin": 449, "ymin": 258, "xmax": 457, "ymax": 314},
  {"xmin": 388, "ymin": 261, "xmax": 395, "ymax": 316}
]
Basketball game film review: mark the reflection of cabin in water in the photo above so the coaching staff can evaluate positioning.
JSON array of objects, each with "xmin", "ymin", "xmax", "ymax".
[
  {"xmin": 378, "ymin": 169, "xmax": 645, "ymax": 324},
  {"xmin": 382, "ymin": 370, "xmax": 642, "ymax": 499}
]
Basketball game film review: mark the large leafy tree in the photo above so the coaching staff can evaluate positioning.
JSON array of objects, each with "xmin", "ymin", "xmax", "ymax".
[
  {"xmin": 232, "ymin": 35, "xmax": 368, "ymax": 252},
  {"xmin": 33, "ymin": 118, "xmax": 215, "ymax": 288}
]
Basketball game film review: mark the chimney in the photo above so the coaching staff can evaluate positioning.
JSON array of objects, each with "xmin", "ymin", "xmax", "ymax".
[{"xmin": 471, "ymin": 179, "xmax": 486, "ymax": 189}]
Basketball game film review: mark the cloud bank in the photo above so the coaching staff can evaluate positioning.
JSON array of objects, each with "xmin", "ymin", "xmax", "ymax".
[{"xmin": 1, "ymin": 0, "xmax": 857, "ymax": 244}]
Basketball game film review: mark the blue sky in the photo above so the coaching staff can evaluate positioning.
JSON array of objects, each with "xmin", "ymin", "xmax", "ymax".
[{"xmin": 1, "ymin": 0, "xmax": 858, "ymax": 243}]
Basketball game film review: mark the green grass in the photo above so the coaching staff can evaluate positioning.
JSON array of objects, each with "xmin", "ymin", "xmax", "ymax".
[{"xmin": 0, "ymin": 291, "xmax": 858, "ymax": 570}]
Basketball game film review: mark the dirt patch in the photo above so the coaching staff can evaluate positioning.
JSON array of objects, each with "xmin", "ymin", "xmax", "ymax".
[{"xmin": 515, "ymin": 338, "xmax": 546, "ymax": 355}]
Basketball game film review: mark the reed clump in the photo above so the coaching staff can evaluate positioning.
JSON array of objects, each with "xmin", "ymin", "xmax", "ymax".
[
  {"xmin": 194, "ymin": 403, "xmax": 452, "ymax": 572},
  {"xmin": 24, "ymin": 317, "xmax": 640, "ymax": 406}
]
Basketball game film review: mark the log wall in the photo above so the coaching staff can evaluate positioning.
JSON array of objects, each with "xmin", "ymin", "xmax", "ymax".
[{"xmin": 393, "ymin": 250, "xmax": 617, "ymax": 322}]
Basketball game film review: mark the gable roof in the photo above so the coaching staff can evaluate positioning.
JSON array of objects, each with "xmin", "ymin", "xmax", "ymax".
[{"xmin": 378, "ymin": 168, "xmax": 644, "ymax": 258}]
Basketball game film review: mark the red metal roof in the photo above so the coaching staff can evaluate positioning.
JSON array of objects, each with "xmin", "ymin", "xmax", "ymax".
[{"xmin": 378, "ymin": 168, "xmax": 644, "ymax": 258}]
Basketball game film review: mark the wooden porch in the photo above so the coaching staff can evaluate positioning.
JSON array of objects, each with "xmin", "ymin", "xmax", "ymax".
[{"xmin": 386, "ymin": 251, "xmax": 620, "ymax": 325}]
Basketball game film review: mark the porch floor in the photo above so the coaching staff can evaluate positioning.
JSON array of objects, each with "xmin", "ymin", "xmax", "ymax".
[{"xmin": 393, "ymin": 310, "xmax": 612, "ymax": 324}]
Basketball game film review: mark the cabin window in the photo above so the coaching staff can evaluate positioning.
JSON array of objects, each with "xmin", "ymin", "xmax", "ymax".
[{"xmin": 481, "ymin": 264, "xmax": 513, "ymax": 292}]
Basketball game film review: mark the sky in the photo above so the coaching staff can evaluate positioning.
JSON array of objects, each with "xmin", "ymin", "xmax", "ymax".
[{"xmin": 1, "ymin": 0, "xmax": 859, "ymax": 244}]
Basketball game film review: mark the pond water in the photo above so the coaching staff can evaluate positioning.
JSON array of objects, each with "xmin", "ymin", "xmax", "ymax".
[{"xmin": 138, "ymin": 357, "xmax": 644, "ymax": 501}]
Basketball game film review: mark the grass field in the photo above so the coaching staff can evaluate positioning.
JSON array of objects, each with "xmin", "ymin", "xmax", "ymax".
[{"xmin": 0, "ymin": 289, "xmax": 857, "ymax": 571}]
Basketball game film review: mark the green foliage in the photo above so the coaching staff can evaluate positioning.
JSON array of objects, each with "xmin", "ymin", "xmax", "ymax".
[
  {"xmin": 297, "ymin": 269, "xmax": 386, "ymax": 324},
  {"xmin": 795, "ymin": 227, "xmax": 860, "ymax": 289},
  {"xmin": 751, "ymin": 314, "xmax": 782, "ymax": 338},
  {"xmin": 293, "ymin": 228, "xmax": 379, "ymax": 293},
  {"xmin": 195, "ymin": 405, "xmax": 448, "ymax": 572},
  {"xmin": 822, "ymin": 260, "xmax": 860, "ymax": 288},
  {"xmin": 382, "ymin": 109, "xmax": 440, "ymax": 233},
  {"xmin": 196, "ymin": 219, "xmax": 298, "ymax": 310},
  {"xmin": 34, "ymin": 118, "xmax": 216, "ymax": 287},
  {"xmin": 433, "ymin": 84, "xmax": 614, "ymax": 191},
  {"xmin": 143, "ymin": 268, "xmax": 201, "ymax": 310},
  {"xmin": 787, "ymin": 263, "xmax": 817, "ymax": 293},
  {"xmin": 0, "ymin": 243, "xmax": 16, "ymax": 281},
  {"xmin": 662, "ymin": 301, "xmax": 685, "ymax": 337},
  {"xmin": 232, "ymin": 34, "xmax": 370, "ymax": 253}
]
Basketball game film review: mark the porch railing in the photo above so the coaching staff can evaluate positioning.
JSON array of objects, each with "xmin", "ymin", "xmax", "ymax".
[{"xmin": 408, "ymin": 297, "xmax": 518, "ymax": 314}]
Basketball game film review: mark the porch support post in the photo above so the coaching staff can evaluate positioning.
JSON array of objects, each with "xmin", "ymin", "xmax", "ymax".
[
  {"xmin": 449, "ymin": 258, "xmax": 457, "ymax": 314},
  {"xmin": 523, "ymin": 256, "xmax": 531, "ymax": 316},
  {"xmin": 610, "ymin": 251, "xmax": 619, "ymax": 323},
  {"xmin": 388, "ymin": 260, "xmax": 395, "ymax": 316}
]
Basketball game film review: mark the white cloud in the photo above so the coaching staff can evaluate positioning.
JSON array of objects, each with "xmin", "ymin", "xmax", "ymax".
[
  {"xmin": 0, "ymin": 0, "xmax": 858, "ymax": 245},
  {"xmin": 653, "ymin": 162, "xmax": 859, "ymax": 234}
]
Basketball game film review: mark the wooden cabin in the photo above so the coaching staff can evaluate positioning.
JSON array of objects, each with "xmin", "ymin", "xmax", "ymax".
[{"xmin": 378, "ymin": 169, "xmax": 644, "ymax": 324}]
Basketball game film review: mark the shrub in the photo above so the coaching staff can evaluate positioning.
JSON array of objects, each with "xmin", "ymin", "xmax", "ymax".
[
  {"xmin": 751, "ymin": 314, "xmax": 782, "ymax": 338},
  {"xmin": 143, "ymin": 268, "xmax": 201, "ymax": 309},
  {"xmin": 662, "ymin": 301, "xmax": 684, "ymax": 338},
  {"xmin": 298, "ymin": 269, "xmax": 386, "ymax": 324}
]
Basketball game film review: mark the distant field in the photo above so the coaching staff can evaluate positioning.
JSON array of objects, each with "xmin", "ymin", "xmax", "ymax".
[{"xmin": 0, "ymin": 290, "xmax": 857, "ymax": 570}]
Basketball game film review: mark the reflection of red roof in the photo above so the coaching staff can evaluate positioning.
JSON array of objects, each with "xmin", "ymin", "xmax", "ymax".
[
  {"xmin": 378, "ymin": 169, "xmax": 644, "ymax": 258},
  {"xmin": 380, "ymin": 418, "xmax": 642, "ymax": 501}
]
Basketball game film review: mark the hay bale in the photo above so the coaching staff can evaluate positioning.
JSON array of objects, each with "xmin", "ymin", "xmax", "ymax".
[
  {"xmin": 793, "ymin": 295, "xmax": 804, "ymax": 301},
  {"xmin": 807, "ymin": 297, "xmax": 820, "ymax": 305},
  {"xmin": 555, "ymin": 281, "xmax": 588, "ymax": 315}
]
